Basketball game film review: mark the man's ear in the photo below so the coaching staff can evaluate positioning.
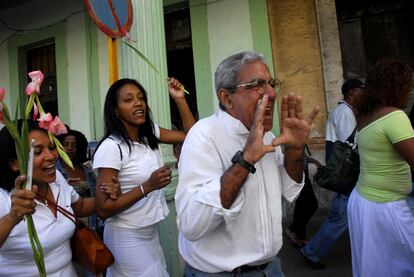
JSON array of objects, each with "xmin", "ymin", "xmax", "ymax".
[
  {"xmin": 8, "ymin": 159, "xmax": 20, "ymax": 172},
  {"xmin": 218, "ymin": 88, "xmax": 233, "ymax": 110}
]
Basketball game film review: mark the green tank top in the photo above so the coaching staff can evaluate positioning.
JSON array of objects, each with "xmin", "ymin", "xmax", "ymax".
[{"xmin": 356, "ymin": 110, "xmax": 414, "ymax": 203}]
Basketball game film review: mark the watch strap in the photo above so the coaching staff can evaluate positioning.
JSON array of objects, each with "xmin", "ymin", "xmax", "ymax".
[{"xmin": 232, "ymin": 151, "xmax": 256, "ymax": 174}]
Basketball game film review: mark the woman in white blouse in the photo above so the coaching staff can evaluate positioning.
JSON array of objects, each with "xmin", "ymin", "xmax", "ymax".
[
  {"xmin": 93, "ymin": 77, "xmax": 195, "ymax": 277},
  {"xmin": 0, "ymin": 121, "xmax": 118, "ymax": 276}
]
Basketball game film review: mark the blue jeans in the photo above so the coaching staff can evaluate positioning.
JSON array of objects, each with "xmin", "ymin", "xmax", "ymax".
[
  {"xmin": 183, "ymin": 257, "xmax": 284, "ymax": 277},
  {"xmin": 301, "ymin": 193, "xmax": 349, "ymax": 262}
]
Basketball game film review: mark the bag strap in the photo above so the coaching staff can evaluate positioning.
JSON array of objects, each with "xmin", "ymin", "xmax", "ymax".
[
  {"xmin": 108, "ymin": 136, "xmax": 123, "ymax": 161},
  {"xmin": 346, "ymin": 127, "xmax": 357, "ymax": 144},
  {"xmin": 36, "ymin": 195, "xmax": 77, "ymax": 225}
]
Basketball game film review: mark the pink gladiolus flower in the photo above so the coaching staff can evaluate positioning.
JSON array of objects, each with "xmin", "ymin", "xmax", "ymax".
[
  {"xmin": 25, "ymin": 82, "xmax": 39, "ymax": 95},
  {"xmin": 28, "ymin": 71, "xmax": 44, "ymax": 85},
  {"xmin": 0, "ymin": 87, "xmax": 5, "ymax": 100},
  {"xmin": 25, "ymin": 70, "xmax": 44, "ymax": 96},
  {"xmin": 38, "ymin": 113, "xmax": 53, "ymax": 130},
  {"xmin": 49, "ymin": 116, "xmax": 67, "ymax": 135},
  {"xmin": 32, "ymin": 102, "xmax": 39, "ymax": 121}
]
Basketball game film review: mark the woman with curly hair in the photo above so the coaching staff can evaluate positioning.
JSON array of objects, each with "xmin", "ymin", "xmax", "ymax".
[{"xmin": 348, "ymin": 59, "xmax": 414, "ymax": 276}]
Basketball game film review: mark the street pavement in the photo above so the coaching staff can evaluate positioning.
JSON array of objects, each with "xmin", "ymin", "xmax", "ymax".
[{"xmin": 278, "ymin": 213, "xmax": 352, "ymax": 277}]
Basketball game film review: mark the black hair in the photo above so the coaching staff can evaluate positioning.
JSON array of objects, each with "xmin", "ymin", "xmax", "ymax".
[
  {"xmin": 95, "ymin": 78, "xmax": 159, "ymax": 154},
  {"xmin": 0, "ymin": 120, "xmax": 45, "ymax": 192},
  {"xmin": 341, "ymin": 79, "xmax": 364, "ymax": 99},
  {"xmin": 356, "ymin": 59, "xmax": 413, "ymax": 116},
  {"xmin": 57, "ymin": 128, "xmax": 88, "ymax": 164}
]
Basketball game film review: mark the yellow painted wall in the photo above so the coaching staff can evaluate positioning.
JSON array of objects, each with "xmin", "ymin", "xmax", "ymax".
[{"xmin": 267, "ymin": 0, "xmax": 327, "ymax": 148}]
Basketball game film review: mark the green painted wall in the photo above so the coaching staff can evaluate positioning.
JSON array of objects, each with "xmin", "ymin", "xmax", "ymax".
[
  {"xmin": 85, "ymin": 15, "xmax": 103, "ymax": 140},
  {"xmin": 249, "ymin": 0, "xmax": 274, "ymax": 73},
  {"xmin": 249, "ymin": 0, "xmax": 280, "ymax": 133},
  {"xmin": 189, "ymin": 0, "xmax": 214, "ymax": 119}
]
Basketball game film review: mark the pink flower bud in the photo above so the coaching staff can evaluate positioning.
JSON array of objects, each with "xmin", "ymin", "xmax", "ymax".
[
  {"xmin": 38, "ymin": 113, "xmax": 53, "ymax": 130},
  {"xmin": 25, "ymin": 82, "xmax": 39, "ymax": 95},
  {"xmin": 25, "ymin": 70, "xmax": 44, "ymax": 95},
  {"xmin": 0, "ymin": 87, "xmax": 5, "ymax": 100},
  {"xmin": 49, "ymin": 116, "xmax": 67, "ymax": 135},
  {"xmin": 28, "ymin": 70, "xmax": 44, "ymax": 85},
  {"xmin": 32, "ymin": 102, "xmax": 39, "ymax": 121}
]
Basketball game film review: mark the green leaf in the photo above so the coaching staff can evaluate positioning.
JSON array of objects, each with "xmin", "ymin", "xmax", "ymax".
[
  {"xmin": 25, "ymin": 95, "xmax": 35, "ymax": 118},
  {"xmin": 54, "ymin": 137, "xmax": 74, "ymax": 169},
  {"xmin": 35, "ymin": 94, "xmax": 45, "ymax": 114},
  {"xmin": 14, "ymin": 98, "xmax": 19, "ymax": 123},
  {"xmin": 21, "ymin": 120, "xmax": 29, "ymax": 174},
  {"xmin": 27, "ymin": 215, "xmax": 46, "ymax": 276},
  {"xmin": 123, "ymin": 42, "xmax": 162, "ymax": 77}
]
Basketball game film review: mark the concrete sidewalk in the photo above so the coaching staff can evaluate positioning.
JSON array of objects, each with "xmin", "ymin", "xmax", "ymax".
[{"xmin": 278, "ymin": 213, "xmax": 352, "ymax": 277}]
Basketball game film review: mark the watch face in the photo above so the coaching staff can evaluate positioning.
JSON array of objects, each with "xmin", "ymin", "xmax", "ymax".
[
  {"xmin": 232, "ymin": 151, "xmax": 242, "ymax": 163},
  {"xmin": 231, "ymin": 150, "xmax": 255, "ymax": 174}
]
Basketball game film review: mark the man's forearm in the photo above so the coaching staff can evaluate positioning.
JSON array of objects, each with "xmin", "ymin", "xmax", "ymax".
[
  {"xmin": 220, "ymin": 164, "xmax": 250, "ymax": 209},
  {"xmin": 284, "ymin": 147, "xmax": 304, "ymax": 182}
]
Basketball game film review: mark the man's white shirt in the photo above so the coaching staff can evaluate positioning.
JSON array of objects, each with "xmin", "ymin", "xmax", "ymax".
[{"xmin": 175, "ymin": 110, "xmax": 304, "ymax": 273}]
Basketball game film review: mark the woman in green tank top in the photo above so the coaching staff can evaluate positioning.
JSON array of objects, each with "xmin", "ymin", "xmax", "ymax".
[{"xmin": 347, "ymin": 59, "xmax": 414, "ymax": 277}]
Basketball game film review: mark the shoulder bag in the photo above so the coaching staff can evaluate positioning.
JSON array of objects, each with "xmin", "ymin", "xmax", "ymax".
[
  {"xmin": 37, "ymin": 197, "xmax": 115, "ymax": 274},
  {"xmin": 313, "ymin": 127, "xmax": 360, "ymax": 196}
]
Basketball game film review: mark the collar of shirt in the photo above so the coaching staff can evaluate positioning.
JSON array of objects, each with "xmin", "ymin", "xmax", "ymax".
[
  {"xmin": 339, "ymin": 100, "xmax": 354, "ymax": 112},
  {"xmin": 218, "ymin": 110, "xmax": 250, "ymax": 135}
]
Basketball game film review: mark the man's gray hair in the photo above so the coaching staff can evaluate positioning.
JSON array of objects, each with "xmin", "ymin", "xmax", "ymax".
[{"xmin": 215, "ymin": 51, "xmax": 266, "ymax": 110}]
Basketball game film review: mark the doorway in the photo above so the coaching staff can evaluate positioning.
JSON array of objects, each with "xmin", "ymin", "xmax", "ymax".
[
  {"xmin": 26, "ymin": 41, "xmax": 58, "ymax": 117},
  {"xmin": 336, "ymin": 0, "xmax": 414, "ymax": 79},
  {"xmin": 164, "ymin": 2, "xmax": 198, "ymax": 130}
]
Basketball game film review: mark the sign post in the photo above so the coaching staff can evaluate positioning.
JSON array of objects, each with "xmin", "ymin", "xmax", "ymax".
[{"xmin": 84, "ymin": 0, "xmax": 133, "ymax": 84}]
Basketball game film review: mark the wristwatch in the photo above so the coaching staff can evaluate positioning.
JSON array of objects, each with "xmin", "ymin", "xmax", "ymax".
[{"xmin": 231, "ymin": 151, "xmax": 256, "ymax": 174}]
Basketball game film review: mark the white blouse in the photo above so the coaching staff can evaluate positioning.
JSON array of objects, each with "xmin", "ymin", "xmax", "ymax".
[
  {"xmin": 93, "ymin": 125, "xmax": 169, "ymax": 229},
  {"xmin": 0, "ymin": 171, "xmax": 80, "ymax": 276}
]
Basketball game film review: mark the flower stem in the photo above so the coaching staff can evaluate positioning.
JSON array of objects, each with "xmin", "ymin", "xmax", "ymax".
[{"xmin": 27, "ymin": 215, "xmax": 46, "ymax": 276}]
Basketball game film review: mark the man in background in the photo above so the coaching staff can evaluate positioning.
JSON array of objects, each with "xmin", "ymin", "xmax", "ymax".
[{"xmin": 301, "ymin": 79, "xmax": 364, "ymax": 270}]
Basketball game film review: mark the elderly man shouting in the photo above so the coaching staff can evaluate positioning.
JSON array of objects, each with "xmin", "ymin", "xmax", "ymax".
[{"xmin": 175, "ymin": 51, "xmax": 320, "ymax": 276}]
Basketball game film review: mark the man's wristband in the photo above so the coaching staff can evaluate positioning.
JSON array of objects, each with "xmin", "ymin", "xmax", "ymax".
[{"xmin": 140, "ymin": 185, "xmax": 147, "ymax": 197}]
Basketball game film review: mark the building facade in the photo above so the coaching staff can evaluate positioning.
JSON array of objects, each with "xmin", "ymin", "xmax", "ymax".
[{"xmin": 1, "ymin": 0, "xmax": 413, "ymax": 275}]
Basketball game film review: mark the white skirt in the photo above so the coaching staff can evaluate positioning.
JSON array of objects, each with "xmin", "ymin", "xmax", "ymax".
[
  {"xmin": 104, "ymin": 223, "xmax": 169, "ymax": 277},
  {"xmin": 347, "ymin": 190, "xmax": 414, "ymax": 277}
]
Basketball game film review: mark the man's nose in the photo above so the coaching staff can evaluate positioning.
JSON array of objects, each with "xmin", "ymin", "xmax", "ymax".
[{"xmin": 264, "ymin": 84, "xmax": 276, "ymax": 100}]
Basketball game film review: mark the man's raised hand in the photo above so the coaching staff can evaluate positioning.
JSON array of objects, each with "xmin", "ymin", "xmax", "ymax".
[{"xmin": 272, "ymin": 94, "xmax": 319, "ymax": 149}]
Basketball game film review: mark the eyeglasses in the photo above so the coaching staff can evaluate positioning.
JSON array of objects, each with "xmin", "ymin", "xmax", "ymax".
[{"xmin": 235, "ymin": 78, "xmax": 283, "ymax": 94}]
